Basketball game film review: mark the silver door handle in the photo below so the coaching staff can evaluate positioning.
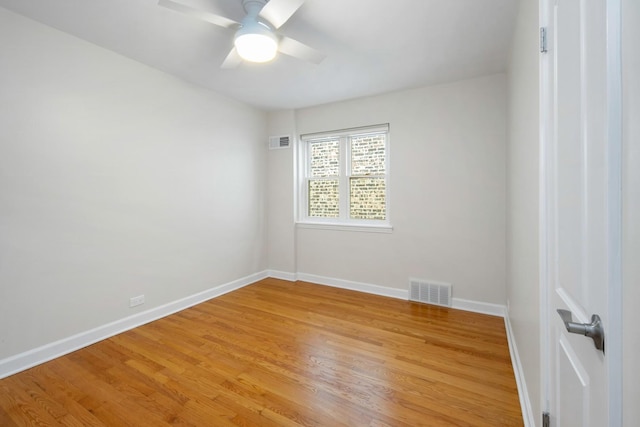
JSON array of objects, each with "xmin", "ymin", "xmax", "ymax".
[{"xmin": 557, "ymin": 309, "xmax": 605, "ymax": 352}]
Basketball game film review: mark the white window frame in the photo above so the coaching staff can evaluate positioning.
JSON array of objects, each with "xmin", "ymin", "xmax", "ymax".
[{"xmin": 296, "ymin": 124, "xmax": 392, "ymax": 233}]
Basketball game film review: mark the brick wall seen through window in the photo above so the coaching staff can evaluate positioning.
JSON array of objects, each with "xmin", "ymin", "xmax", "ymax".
[{"xmin": 301, "ymin": 125, "xmax": 389, "ymax": 225}]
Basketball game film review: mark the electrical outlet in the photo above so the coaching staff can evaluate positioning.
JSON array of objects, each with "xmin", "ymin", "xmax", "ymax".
[{"xmin": 129, "ymin": 295, "xmax": 145, "ymax": 307}]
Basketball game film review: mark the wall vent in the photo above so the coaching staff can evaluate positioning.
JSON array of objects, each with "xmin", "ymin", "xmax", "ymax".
[
  {"xmin": 409, "ymin": 279, "xmax": 452, "ymax": 307},
  {"xmin": 269, "ymin": 135, "xmax": 291, "ymax": 149}
]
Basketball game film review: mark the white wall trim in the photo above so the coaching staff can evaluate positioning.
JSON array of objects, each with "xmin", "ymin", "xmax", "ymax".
[
  {"xmin": 295, "ymin": 272, "xmax": 408, "ymax": 300},
  {"xmin": 292, "ymin": 272, "xmax": 507, "ymax": 317},
  {"xmin": 265, "ymin": 269, "xmax": 298, "ymax": 281},
  {"xmin": 504, "ymin": 313, "xmax": 536, "ymax": 427},
  {"xmin": 296, "ymin": 222, "xmax": 393, "ymax": 234},
  {"xmin": 451, "ymin": 298, "xmax": 506, "ymax": 317},
  {"xmin": 605, "ymin": 0, "xmax": 624, "ymax": 423},
  {"xmin": 0, "ymin": 271, "xmax": 268, "ymax": 380}
]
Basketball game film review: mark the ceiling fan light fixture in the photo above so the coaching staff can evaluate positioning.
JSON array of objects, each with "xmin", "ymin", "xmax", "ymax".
[{"xmin": 234, "ymin": 21, "xmax": 278, "ymax": 63}]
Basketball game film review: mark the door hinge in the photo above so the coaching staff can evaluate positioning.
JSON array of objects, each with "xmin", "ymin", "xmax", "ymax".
[
  {"xmin": 543, "ymin": 411, "xmax": 550, "ymax": 427},
  {"xmin": 540, "ymin": 27, "xmax": 548, "ymax": 53}
]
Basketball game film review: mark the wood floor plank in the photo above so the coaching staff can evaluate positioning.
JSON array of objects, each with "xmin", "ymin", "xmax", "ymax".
[
  {"xmin": 0, "ymin": 279, "xmax": 523, "ymax": 426},
  {"xmin": 0, "ymin": 377, "xmax": 62, "ymax": 425}
]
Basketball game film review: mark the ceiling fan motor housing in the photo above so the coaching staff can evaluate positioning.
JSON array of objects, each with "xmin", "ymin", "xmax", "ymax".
[{"xmin": 242, "ymin": 0, "xmax": 269, "ymax": 17}]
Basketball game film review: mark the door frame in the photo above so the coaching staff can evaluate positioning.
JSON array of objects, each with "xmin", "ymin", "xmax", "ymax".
[{"xmin": 539, "ymin": 0, "xmax": 623, "ymax": 424}]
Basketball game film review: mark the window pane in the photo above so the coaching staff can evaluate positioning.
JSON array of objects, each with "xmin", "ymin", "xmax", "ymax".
[
  {"xmin": 310, "ymin": 139, "xmax": 340, "ymax": 177},
  {"xmin": 350, "ymin": 177, "xmax": 386, "ymax": 220},
  {"xmin": 351, "ymin": 134, "xmax": 386, "ymax": 175},
  {"xmin": 308, "ymin": 179, "xmax": 339, "ymax": 218}
]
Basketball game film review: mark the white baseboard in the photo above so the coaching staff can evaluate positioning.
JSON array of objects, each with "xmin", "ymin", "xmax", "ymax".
[
  {"xmin": 452, "ymin": 297, "xmax": 506, "ymax": 317},
  {"xmin": 296, "ymin": 272, "xmax": 408, "ymax": 300},
  {"xmin": 265, "ymin": 269, "xmax": 298, "ymax": 282},
  {"xmin": 504, "ymin": 313, "xmax": 535, "ymax": 427},
  {"xmin": 292, "ymin": 272, "xmax": 507, "ymax": 318},
  {"xmin": 0, "ymin": 271, "xmax": 268, "ymax": 380}
]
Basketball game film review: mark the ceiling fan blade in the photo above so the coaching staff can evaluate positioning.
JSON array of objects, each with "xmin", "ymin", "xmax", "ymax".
[
  {"xmin": 278, "ymin": 36, "xmax": 325, "ymax": 64},
  {"xmin": 258, "ymin": 0, "xmax": 305, "ymax": 29},
  {"xmin": 158, "ymin": 0, "xmax": 238, "ymax": 29},
  {"xmin": 221, "ymin": 47, "xmax": 243, "ymax": 69}
]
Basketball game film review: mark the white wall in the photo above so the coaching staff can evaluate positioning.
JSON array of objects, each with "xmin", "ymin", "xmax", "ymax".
[
  {"xmin": 506, "ymin": 0, "xmax": 541, "ymax": 424},
  {"xmin": 0, "ymin": 8, "xmax": 267, "ymax": 360},
  {"xmin": 622, "ymin": 0, "xmax": 639, "ymax": 424},
  {"xmin": 266, "ymin": 111, "xmax": 297, "ymax": 274},
  {"xmin": 268, "ymin": 75, "xmax": 508, "ymax": 305}
]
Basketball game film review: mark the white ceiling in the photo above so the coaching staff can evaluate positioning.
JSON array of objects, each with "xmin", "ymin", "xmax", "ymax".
[{"xmin": 0, "ymin": 0, "xmax": 519, "ymax": 111}]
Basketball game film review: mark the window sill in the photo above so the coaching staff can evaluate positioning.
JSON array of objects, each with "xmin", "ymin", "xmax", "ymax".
[{"xmin": 296, "ymin": 222, "xmax": 393, "ymax": 233}]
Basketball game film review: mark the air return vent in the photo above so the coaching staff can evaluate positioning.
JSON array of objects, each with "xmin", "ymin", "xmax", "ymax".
[
  {"xmin": 409, "ymin": 278, "xmax": 452, "ymax": 307},
  {"xmin": 269, "ymin": 135, "xmax": 291, "ymax": 149}
]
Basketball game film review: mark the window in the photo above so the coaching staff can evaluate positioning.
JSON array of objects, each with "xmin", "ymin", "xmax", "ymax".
[{"xmin": 298, "ymin": 124, "xmax": 390, "ymax": 231}]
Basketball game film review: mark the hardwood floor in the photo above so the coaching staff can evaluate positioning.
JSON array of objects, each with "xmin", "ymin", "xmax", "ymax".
[{"xmin": 0, "ymin": 278, "xmax": 523, "ymax": 426}]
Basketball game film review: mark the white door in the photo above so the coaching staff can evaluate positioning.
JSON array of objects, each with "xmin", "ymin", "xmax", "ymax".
[{"xmin": 541, "ymin": 0, "xmax": 622, "ymax": 425}]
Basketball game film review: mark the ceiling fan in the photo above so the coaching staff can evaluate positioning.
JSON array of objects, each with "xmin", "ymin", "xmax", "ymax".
[{"xmin": 158, "ymin": 0, "xmax": 326, "ymax": 68}]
